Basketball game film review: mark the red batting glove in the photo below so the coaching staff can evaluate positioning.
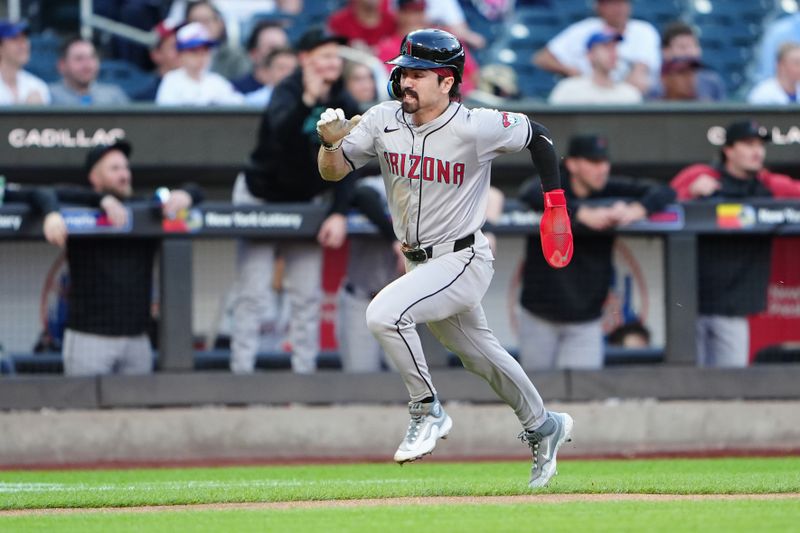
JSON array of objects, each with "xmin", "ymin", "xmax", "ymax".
[{"xmin": 539, "ymin": 189, "xmax": 573, "ymax": 268}]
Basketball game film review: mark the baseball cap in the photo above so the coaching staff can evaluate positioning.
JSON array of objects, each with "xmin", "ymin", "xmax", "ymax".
[
  {"xmin": 724, "ymin": 120, "xmax": 771, "ymax": 146},
  {"xmin": 568, "ymin": 134, "xmax": 610, "ymax": 160},
  {"xmin": 176, "ymin": 21, "xmax": 217, "ymax": 51},
  {"xmin": 0, "ymin": 20, "xmax": 28, "ymax": 40},
  {"xmin": 85, "ymin": 140, "xmax": 132, "ymax": 173},
  {"xmin": 586, "ymin": 30, "xmax": 623, "ymax": 50},
  {"xmin": 661, "ymin": 57, "xmax": 705, "ymax": 75},
  {"xmin": 295, "ymin": 26, "xmax": 346, "ymax": 52},
  {"xmin": 398, "ymin": 0, "xmax": 427, "ymax": 10}
]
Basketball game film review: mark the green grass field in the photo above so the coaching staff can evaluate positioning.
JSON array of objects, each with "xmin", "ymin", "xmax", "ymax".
[{"xmin": 1, "ymin": 457, "xmax": 799, "ymax": 532}]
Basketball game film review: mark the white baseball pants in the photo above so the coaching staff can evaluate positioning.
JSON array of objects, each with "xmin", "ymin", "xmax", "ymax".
[
  {"xmin": 230, "ymin": 174, "xmax": 321, "ymax": 374},
  {"xmin": 366, "ymin": 232, "xmax": 548, "ymax": 430}
]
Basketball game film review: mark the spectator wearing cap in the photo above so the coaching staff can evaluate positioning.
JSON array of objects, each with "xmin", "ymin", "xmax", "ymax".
[
  {"xmin": 156, "ymin": 22, "xmax": 244, "ymax": 105},
  {"xmin": 648, "ymin": 21, "xmax": 725, "ymax": 102},
  {"xmin": 49, "ymin": 36, "xmax": 130, "ymax": 106},
  {"xmin": 748, "ymin": 42, "xmax": 800, "ymax": 105},
  {"xmin": 0, "ymin": 20, "xmax": 50, "ymax": 105},
  {"xmin": 375, "ymin": 0, "xmax": 480, "ymax": 96},
  {"xmin": 548, "ymin": 31, "xmax": 642, "ymax": 104},
  {"xmin": 55, "ymin": 140, "xmax": 203, "ymax": 376},
  {"xmin": 232, "ymin": 21, "xmax": 290, "ymax": 96},
  {"xmin": 654, "ymin": 57, "xmax": 707, "ymax": 101},
  {"xmin": 229, "ymin": 26, "xmax": 358, "ymax": 374},
  {"xmin": 185, "ymin": 0, "xmax": 250, "ymax": 80},
  {"xmin": 534, "ymin": 0, "xmax": 660, "ymax": 94},
  {"xmin": 517, "ymin": 134, "xmax": 674, "ymax": 370},
  {"xmin": 670, "ymin": 121, "xmax": 800, "ymax": 367},
  {"xmin": 133, "ymin": 19, "xmax": 181, "ymax": 102},
  {"xmin": 328, "ymin": 0, "xmax": 397, "ymax": 51}
]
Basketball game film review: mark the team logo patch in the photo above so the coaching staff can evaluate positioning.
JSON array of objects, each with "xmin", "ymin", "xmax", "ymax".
[{"xmin": 501, "ymin": 112, "xmax": 521, "ymax": 128}]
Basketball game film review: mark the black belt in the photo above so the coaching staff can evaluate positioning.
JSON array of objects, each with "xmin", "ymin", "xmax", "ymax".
[{"xmin": 401, "ymin": 233, "xmax": 475, "ymax": 263}]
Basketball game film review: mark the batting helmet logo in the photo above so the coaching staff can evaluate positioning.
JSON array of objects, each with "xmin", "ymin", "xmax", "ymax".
[{"xmin": 386, "ymin": 28, "xmax": 465, "ymax": 82}]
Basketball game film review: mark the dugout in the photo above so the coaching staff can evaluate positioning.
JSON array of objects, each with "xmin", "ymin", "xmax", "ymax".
[{"xmin": 0, "ymin": 105, "xmax": 799, "ymax": 410}]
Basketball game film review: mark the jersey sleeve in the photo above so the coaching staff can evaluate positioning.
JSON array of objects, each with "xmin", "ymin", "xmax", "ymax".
[
  {"xmin": 474, "ymin": 108, "xmax": 533, "ymax": 162},
  {"xmin": 341, "ymin": 105, "xmax": 378, "ymax": 171}
]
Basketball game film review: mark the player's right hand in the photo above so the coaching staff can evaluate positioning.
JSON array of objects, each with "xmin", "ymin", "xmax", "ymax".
[
  {"xmin": 316, "ymin": 108, "xmax": 361, "ymax": 148},
  {"xmin": 540, "ymin": 189, "xmax": 573, "ymax": 269},
  {"xmin": 100, "ymin": 194, "xmax": 128, "ymax": 228}
]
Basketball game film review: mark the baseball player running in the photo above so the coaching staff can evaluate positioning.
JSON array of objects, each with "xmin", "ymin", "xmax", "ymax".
[{"xmin": 317, "ymin": 29, "xmax": 574, "ymax": 488}]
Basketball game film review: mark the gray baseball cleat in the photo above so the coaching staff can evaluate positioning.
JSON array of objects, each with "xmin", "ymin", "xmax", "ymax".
[
  {"xmin": 394, "ymin": 398, "xmax": 453, "ymax": 464},
  {"xmin": 520, "ymin": 411, "xmax": 574, "ymax": 489}
]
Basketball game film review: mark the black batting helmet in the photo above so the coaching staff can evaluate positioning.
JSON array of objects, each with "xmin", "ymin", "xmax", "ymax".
[{"xmin": 386, "ymin": 28, "xmax": 465, "ymax": 82}]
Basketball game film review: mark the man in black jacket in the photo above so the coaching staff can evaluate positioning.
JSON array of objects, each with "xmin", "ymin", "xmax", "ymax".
[
  {"xmin": 518, "ymin": 134, "xmax": 675, "ymax": 369},
  {"xmin": 230, "ymin": 27, "xmax": 358, "ymax": 374},
  {"xmin": 60, "ymin": 140, "xmax": 202, "ymax": 376}
]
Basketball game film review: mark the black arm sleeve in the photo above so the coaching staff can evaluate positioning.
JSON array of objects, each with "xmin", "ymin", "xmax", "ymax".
[
  {"xmin": 527, "ymin": 121, "xmax": 561, "ymax": 192},
  {"xmin": 330, "ymin": 171, "xmax": 356, "ymax": 215},
  {"xmin": 352, "ymin": 184, "xmax": 395, "ymax": 242}
]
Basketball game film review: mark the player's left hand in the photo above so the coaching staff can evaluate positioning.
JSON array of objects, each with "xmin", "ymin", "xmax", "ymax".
[
  {"xmin": 316, "ymin": 108, "xmax": 361, "ymax": 149},
  {"xmin": 539, "ymin": 189, "xmax": 573, "ymax": 268},
  {"xmin": 317, "ymin": 213, "xmax": 347, "ymax": 248},
  {"xmin": 42, "ymin": 211, "xmax": 67, "ymax": 248}
]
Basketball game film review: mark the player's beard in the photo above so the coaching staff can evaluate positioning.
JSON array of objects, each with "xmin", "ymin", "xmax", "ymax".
[{"xmin": 401, "ymin": 89, "xmax": 420, "ymax": 114}]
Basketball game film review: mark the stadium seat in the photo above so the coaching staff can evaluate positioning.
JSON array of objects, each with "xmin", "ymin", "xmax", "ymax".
[
  {"xmin": 700, "ymin": 0, "xmax": 773, "ymax": 24},
  {"xmin": 515, "ymin": 65, "xmax": 559, "ymax": 99},
  {"xmin": 515, "ymin": 6, "xmax": 563, "ymax": 28},
  {"xmin": 551, "ymin": 0, "xmax": 593, "ymax": 24},
  {"xmin": 97, "ymin": 60, "xmax": 156, "ymax": 99},
  {"xmin": 632, "ymin": 0, "xmax": 686, "ymax": 28},
  {"xmin": 27, "ymin": 32, "xmax": 62, "ymax": 83}
]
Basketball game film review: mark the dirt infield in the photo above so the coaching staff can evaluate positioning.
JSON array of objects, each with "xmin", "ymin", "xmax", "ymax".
[{"xmin": 3, "ymin": 493, "xmax": 799, "ymax": 516}]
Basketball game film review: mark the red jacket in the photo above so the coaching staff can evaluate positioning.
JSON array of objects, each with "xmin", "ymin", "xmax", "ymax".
[
  {"xmin": 328, "ymin": 1, "xmax": 396, "ymax": 49},
  {"xmin": 671, "ymin": 164, "xmax": 800, "ymax": 201}
]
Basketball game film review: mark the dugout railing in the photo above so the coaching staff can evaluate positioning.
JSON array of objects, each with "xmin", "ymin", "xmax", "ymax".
[{"xmin": 1, "ymin": 199, "xmax": 800, "ymax": 409}]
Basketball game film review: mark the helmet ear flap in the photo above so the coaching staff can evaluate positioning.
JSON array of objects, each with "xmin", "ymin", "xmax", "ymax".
[{"xmin": 387, "ymin": 67, "xmax": 402, "ymax": 100}]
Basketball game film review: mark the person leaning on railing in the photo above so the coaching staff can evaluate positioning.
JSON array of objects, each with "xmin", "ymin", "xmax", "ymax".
[
  {"xmin": 53, "ymin": 140, "xmax": 203, "ymax": 377},
  {"xmin": 670, "ymin": 120, "xmax": 800, "ymax": 368},
  {"xmin": 517, "ymin": 134, "xmax": 674, "ymax": 370}
]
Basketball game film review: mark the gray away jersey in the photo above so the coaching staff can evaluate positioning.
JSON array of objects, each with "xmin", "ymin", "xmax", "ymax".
[{"xmin": 342, "ymin": 101, "xmax": 532, "ymax": 247}]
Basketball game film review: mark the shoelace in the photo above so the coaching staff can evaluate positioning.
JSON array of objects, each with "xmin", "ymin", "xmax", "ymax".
[
  {"xmin": 404, "ymin": 415, "xmax": 424, "ymax": 443},
  {"xmin": 518, "ymin": 431, "xmax": 542, "ymax": 468},
  {"xmin": 405, "ymin": 402, "xmax": 434, "ymax": 444}
]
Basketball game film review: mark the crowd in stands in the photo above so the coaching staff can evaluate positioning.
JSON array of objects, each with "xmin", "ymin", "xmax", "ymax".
[
  {"xmin": 0, "ymin": 0, "xmax": 797, "ymax": 106},
  {"xmin": 1, "ymin": 0, "xmax": 800, "ymax": 377}
]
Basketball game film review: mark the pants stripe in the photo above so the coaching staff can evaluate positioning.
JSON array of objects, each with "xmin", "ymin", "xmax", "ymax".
[{"xmin": 393, "ymin": 248, "xmax": 476, "ymax": 398}]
